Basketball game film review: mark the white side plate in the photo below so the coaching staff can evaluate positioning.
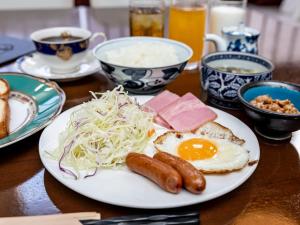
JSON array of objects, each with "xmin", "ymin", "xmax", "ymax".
[{"xmin": 9, "ymin": 91, "xmax": 37, "ymax": 134}]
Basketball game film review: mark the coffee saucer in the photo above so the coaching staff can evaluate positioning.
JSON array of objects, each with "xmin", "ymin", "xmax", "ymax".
[{"xmin": 17, "ymin": 51, "xmax": 101, "ymax": 82}]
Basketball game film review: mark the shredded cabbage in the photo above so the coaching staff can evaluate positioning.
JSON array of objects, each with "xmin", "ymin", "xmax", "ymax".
[{"xmin": 47, "ymin": 86, "xmax": 154, "ymax": 179}]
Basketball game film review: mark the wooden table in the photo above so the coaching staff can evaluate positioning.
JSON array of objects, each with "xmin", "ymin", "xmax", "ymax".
[{"xmin": 0, "ymin": 7, "xmax": 299, "ymax": 225}]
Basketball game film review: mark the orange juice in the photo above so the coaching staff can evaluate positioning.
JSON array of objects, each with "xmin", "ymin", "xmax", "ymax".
[{"xmin": 169, "ymin": 5, "xmax": 206, "ymax": 65}]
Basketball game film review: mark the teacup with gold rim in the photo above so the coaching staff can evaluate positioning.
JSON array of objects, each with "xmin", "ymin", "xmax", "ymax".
[{"xmin": 30, "ymin": 27, "xmax": 105, "ymax": 74}]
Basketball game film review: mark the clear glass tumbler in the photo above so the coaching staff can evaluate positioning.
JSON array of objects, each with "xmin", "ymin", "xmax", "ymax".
[
  {"xmin": 169, "ymin": 0, "xmax": 207, "ymax": 70},
  {"xmin": 129, "ymin": 0, "xmax": 165, "ymax": 37}
]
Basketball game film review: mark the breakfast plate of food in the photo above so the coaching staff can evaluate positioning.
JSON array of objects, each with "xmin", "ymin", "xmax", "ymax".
[
  {"xmin": 39, "ymin": 86, "xmax": 259, "ymax": 209},
  {"xmin": 0, "ymin": 72, "xmax": 65, "ymax": 148}
]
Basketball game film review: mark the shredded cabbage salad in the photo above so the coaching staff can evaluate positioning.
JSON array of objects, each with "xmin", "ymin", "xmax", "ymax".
[{"xmin": 47, "ymin": 86, "xmax": 154, "ymax": 179}]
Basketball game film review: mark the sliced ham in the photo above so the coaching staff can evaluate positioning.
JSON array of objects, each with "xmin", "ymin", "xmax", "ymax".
[
  {"xmin": 159, "ymin": 93, "xmax": 206, "ymax": 120},
  {"xmin": 143, "ymin": 91, "xmax": 217, "ymax": 131},
  {"xmin": 163, "ymin": 107, "xmax": 217, "ymax": 132},
  {"xmin": 143, "ymin": 90, "xmax": 179, "ymax": 114},
  {"xmin": 159, "ymin": 93, "xmax": 217, "ymax": 132},
  {"xmin": 154, "ymin": 115, "xmax": 172, "ymax": 129}
]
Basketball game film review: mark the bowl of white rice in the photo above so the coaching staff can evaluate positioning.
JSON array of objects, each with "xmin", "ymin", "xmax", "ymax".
[{"xmin": 93, "ymin": 37, "xmax": 193, "ymax": 94}]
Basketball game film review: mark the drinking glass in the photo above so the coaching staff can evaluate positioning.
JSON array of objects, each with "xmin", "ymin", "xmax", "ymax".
[
  {"xmin": 129, "ymin": 0, "xmax": 165, "ymax": 37},
  {"xmin": 209, "ymin": 0, "xmax": 247, "ymax": 35},
  {"xmin": 169, "ymin": 0, "xmax": 207, "ymax": 70}
]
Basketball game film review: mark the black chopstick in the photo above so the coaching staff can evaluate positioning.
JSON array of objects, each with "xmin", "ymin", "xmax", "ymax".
[{"xmin": 80, "ymin": 211, "xmax": 200, "ymax": 225}]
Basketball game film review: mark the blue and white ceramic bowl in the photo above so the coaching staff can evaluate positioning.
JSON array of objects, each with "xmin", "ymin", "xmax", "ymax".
[
  {"xmin": 31, "ymin": 27, "xmax": 105, "ymax": 74},
  {"xmin": 201, "ymin": 52, "xmax": 274, "ymax": 109},
  {"xmin": 93, "ymin": 37, "xmax": 193, "ymax": 94},
  {"xmin": 238, "ymin": 81, "xmax": 300, "ymax": 140}
]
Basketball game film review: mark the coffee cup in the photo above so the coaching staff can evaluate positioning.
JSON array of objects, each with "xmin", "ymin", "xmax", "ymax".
[{"xmin": 30, "ymin": 27, "xmax": 106, "ymax": 74}]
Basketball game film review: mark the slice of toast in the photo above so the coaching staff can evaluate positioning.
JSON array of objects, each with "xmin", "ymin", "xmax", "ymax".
[
  {"xmin": 194, "ymin": 121, "xmax": 245, "ymax": 146},
  {"xmin": 0, "ymin": 78, "xmax": 10, "ymax": 100},
  {"xmin": 0, "ymin": 99, "xmax": 10, "ymax": 138}
]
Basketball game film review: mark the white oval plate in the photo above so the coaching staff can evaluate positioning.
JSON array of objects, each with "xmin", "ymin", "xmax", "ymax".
[{"xmin": 39, "ymin": 95, "xmax": 259, "ymax": 209}]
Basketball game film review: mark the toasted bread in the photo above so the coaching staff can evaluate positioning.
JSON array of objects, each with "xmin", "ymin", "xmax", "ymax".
[
  {"xmin": 0, "ymin": 99, "xmax": 10, "ymax": 138},
  {"xmin": 194, "ymin": 121, "xmax": 245, "ymax": 146},
  {"xmin": 0, "ymin": 79, "xmax": 10, "ymax": 138},
  {"xmin": 0, "ymin": 78, "xmax": 10, "ymax": 100}
]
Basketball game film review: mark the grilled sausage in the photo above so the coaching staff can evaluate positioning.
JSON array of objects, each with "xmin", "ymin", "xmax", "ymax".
[
  {"xmin": 154, "ymin": 151, "xmax": 206, "ymax": 194},
  {"xmin": 126, "ymin": 153, "xmax": 182, "ymax": 194}
]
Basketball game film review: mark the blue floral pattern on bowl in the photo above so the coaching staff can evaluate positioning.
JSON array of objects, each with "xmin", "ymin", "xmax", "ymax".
[
  {"xmin": 201, "ymin": 52, "xmax": 274, "ymax": 109},
  {"xmin": 101, "ymin": 62, "xmax": 187, "ymax": 94}
]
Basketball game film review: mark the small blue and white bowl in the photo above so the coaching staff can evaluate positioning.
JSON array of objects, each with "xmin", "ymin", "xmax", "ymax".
[
  {"xmin": 238, "ymin": 81, "xmax": 300, "ymax": 140},
  {"xmin": 31, "ymin": 27, "xmax": 105, "ymax": 74},
  {"xmin": 201, "ymin": 52, "xmax": 274, "ymax": 109},
  {"xmin": 93, "ymin": 37, "xmax": 193, "ymax": 94}
]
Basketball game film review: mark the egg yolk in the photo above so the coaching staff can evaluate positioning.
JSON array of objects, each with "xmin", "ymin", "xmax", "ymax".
[{"xmin": 177, "ymin": 138, "xmax": 217, "ymax": 161}]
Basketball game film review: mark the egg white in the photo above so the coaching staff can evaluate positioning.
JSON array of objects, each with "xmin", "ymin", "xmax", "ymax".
[{"xmin": 154, "ymin": 132, "xmax": 249, "ymax": 173}]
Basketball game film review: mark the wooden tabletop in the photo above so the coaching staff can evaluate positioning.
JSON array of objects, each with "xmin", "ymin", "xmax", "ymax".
[{"xmin": 0, "ymin": 6, "xmax": 299, "ymax": 225}]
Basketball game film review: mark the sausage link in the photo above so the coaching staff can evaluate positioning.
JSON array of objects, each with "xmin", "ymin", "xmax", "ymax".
[
  {"xmin": 154, "ymin": 151, "xmax": 206, "ymax": 194},
  {"xmin": 126, "ymin": 153, "xmax": 182, "ymax": 194}
]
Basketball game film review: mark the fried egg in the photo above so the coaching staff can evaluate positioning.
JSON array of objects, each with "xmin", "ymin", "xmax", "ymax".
[{"xmin": 154, "ymin": 131, "xmax": 249, "ymax": 173}]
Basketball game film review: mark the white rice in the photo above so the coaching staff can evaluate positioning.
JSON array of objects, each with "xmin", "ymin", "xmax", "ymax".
[{"xmin": 104, "ymin": 42, "xmax": 180, "ymax": 68}]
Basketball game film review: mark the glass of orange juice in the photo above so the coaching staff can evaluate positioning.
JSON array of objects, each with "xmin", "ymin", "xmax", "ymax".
[{"xmin": 169, "ymin": 0, "xmax": 207, "ymax": 70}]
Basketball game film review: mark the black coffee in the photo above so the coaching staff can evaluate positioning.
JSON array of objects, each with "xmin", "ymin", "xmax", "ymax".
[{"xmin": 41, "ymin": 32, "xmax": 83, "ymax": 43}]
